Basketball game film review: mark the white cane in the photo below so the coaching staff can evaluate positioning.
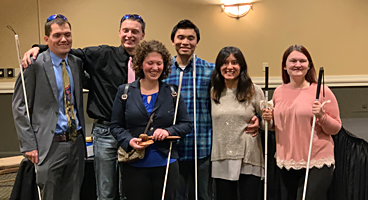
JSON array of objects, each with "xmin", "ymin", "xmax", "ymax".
[
  {"xmin": 8, "ymin": 26, "xmax": 42, "ymax": 200},
  {"xmin": 263, "ymin": 65, "xmax": 269, "ymax": 200},
  {"xmin": 161, "ymin": 71, "xmax": 183, "ymax": 200},
  {"xmin": 302, "ymin": 67, "xmax": 324, "ymax": 200},
  {"xmin": 192, "ymin": 53, "xmax": 198, "ymax": 200}
]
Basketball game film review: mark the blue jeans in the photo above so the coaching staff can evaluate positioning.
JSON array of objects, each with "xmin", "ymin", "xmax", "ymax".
[
  {"xmin": 93, "ymin": 123, "xmax": 120, "ymax": 200},
  {"xmin": 176, "ymin": 156, "xmax": 214, "ymax": 200}
]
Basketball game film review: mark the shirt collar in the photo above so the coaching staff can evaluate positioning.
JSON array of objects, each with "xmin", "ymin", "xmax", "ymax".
[
  {"xmin": 173, "ymin": 55, "xmax": 194, "ymax": 70},
  {"xmin": 49, "ymin": 50, "xmax": 69, "ymax": 67}
]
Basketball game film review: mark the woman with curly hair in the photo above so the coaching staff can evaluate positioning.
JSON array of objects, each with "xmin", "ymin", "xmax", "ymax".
[
  {"xmin": 110, "ymin": 40, "xmax": 192, "ymax": 200},
  {"xmin": 210, "ymin": 46, "xmax": 265, "ymax": 200}
]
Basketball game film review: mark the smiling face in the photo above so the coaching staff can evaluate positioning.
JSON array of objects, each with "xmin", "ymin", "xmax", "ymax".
[
  {"xmin": 141, "ymin": 52, "xmax": 163, "ymax": 82},
  {"xmin": 171, "ymin": 28, "xmax": 198, "ymax": 58},
  {"xmin": 284, "ymin": 50, "xmax": 310, "ymax": 80},
  {"xmin": 220, "ymin": 54, "xmax": 240, "ymax": 81},
  {"xmin": 44, "ymin": 23, "xmax": 72, "ymax": 59},
  {"xmin": 119, "ymin": 19, "xmax": 145, "ymax": 55}
]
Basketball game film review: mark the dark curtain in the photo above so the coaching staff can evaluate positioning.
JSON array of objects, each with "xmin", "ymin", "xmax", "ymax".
[
  {"xmin": 9, "ymin": 159, "xmax": 39, "ymax": 200},
  {"xmin": 330, "ymin": 127, "xmax": 368, "ymax": 200},
  {"xmin": 262, "ymin": 127, "xmax": 368, "ymax": 200}
]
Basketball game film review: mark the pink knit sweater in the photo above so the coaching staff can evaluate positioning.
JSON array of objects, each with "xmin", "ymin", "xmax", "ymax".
[{"xmin": 273, "ymin": 83, "xmax": 341, "ymax": 170}]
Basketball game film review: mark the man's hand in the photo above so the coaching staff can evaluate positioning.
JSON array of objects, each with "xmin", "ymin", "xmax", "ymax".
[
  {"xmin": 245, "ymin": 115, "xmax": 259, "ymax": 137},
  {"xmin": 22, "ymin": 47, "xmax": 40, "ymax": 68},
  {"xmin": 25, "ymin": 149, "xmax": 39, "ymax": 164}
]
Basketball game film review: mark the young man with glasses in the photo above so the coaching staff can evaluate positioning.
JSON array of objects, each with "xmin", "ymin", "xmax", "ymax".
[
  {"xmin": 13, "ymin": 14, "xmax": 86, "ymax": 200},
  {"xmin": 22, "ymin": 14, "xmax": 145, "ymax": 200}
]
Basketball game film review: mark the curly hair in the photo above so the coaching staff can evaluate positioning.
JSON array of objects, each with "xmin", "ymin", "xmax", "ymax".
[{"xmin": 132, "ymin": 40, "xmax": 172, "ymax": 81}]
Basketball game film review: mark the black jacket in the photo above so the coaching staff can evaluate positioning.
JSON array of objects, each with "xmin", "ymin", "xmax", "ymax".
[{"xmin": 110, "ymin": 79, "xmax": 192, "ymax": 159}]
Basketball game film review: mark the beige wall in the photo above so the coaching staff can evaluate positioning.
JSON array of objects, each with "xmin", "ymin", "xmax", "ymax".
[{"xmin": 1, "ymin": 0, "xmax": 368, "ymax": 82}]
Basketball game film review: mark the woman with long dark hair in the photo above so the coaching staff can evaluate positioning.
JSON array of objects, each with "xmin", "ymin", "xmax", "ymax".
[{"xmin": 211, "ymin": 46, "xmax": 265, "ymax": 200}]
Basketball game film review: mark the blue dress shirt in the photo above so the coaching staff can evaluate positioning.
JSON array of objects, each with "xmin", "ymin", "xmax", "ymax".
[{"xmin": 49, "ymin": 50, "xmax": 81, "ymax": 134}]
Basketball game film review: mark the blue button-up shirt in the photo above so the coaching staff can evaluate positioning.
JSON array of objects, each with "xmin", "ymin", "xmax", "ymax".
[
  {"xmin": 50, "ymin": 51, "xmax": 81, "ymax": 134},
  {"xmin": 164, "ymin": 55, "xmax": 215, "ymax": 161}
]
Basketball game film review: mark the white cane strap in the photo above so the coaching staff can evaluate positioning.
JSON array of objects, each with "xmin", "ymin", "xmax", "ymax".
[{"xmin": 260, "ymin": 100, "xmax": 274, "ymax": 110}]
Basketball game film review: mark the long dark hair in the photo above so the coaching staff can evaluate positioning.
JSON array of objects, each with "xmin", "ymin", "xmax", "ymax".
[
  {"xmin": 281, "ymin": 44, "xmax": 317, "ymax": 84},
  {"xmin": 211, "ymin": 46, "xmax": 254, "ymax": 104}
]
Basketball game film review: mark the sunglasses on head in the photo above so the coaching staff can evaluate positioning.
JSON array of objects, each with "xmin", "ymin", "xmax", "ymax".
[
  {"xmin": 46, "ymin": 14, "xmax": 68, "ymax": 22},
  {"xmin": 120, "ymin": 14, "xmax": 145, "ymax": 25}
]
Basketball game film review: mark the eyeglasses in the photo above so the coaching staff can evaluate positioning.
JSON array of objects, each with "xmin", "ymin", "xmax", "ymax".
[
  {"xmin": 46, "ymin": 14, "xmax": 68, "ymax": 22},
  {"xmin": 120, "ymin": 14, "xmax": 145, "ymax": 25}
]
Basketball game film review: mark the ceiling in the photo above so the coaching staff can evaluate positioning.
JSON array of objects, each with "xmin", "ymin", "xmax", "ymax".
[{"xmin": 177, "ymin": 0, "xmax": 256, "ymax": 5}]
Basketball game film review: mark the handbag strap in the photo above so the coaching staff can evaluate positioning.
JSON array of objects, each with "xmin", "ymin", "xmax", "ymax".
[
  {"xmin": 169, "ymin": 85, "xmax": 180, "ymax": 125},
  {"xmin": 143, "ymin": 112, "xmax": 155, "ymax": 134}
]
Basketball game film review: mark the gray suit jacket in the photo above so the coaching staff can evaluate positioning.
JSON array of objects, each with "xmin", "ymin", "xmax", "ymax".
[{"xmin": 12, "ymin": 50, "xmax": 85, "ymax": 164}]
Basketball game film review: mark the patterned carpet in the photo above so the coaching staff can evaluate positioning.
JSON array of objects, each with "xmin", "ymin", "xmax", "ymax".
[{"xmin": 0, "ymin": 172, "xmax": 16, "ymax": 200}]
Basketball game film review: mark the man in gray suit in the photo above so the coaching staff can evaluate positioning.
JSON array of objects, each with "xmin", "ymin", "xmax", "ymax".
[{"xmin": 12, "ymin": 14, "xmax": 85, "ymax": 200}]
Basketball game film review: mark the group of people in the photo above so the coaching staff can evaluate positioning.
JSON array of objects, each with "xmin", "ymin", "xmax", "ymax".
[{"xmin": 12, "ymin": 12, "xmax": 341, "ymax": 200}]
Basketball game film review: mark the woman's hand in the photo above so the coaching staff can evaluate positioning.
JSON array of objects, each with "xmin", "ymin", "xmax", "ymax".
[
  {"xmin": 152, "ymin": 128, "xmax": 169, "ymax": 141},
  {"xmin": 312, "ymin": 101, "xmax": 325, "ymax": 119},
  {"xmin": 129, "ymin": 138, "xmax": 150, "ymax": 150},
  {"xmin": 262, "ymin": 108, "xmax": 273, "ymax": 122}
]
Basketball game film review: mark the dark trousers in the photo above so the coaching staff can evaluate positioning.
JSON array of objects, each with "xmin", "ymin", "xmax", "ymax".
[
  {"xmin": 215, "ymin": 174, "xmax": 262, "ymax": 200},
  {"xmin": 176, "ymin": 156, "xmax": 213, "ymax": 200},
  {"xmin": 120, "ymin": 161, "xmax": 179, "ymax": 200},
  {"xmin": 280, "ymin": 165, "xmax": 334, "ymax": 200},
  {"xmin": 37, "ymin": 134, "xmax": 85, "ymax": 200}
]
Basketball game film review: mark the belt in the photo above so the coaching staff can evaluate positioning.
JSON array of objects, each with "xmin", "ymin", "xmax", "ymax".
[
  {"xmin": 53, "ymin": 130, "xmax": 82, "ymax": 142},
  {"xmin": 95, "ymin": 119, "xmax": 110, "ymax": 126}
]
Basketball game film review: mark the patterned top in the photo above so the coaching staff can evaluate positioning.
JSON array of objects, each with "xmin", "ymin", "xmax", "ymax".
[
  {"xmin": 163, "ymin": 55, "xmax": 215, "ymax": 161},
  {"xmin": 211, "ymin": 86, "xmax": 265, "ymax": 180},
  {"xmin": 211, "ymin": 86, "xmax": 264, "ymax": 162}
]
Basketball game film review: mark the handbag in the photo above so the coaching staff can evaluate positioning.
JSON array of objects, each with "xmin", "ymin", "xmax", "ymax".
[
  {"xmin": 118, "ymin": 112, "xmax": 155, "ymax": 163},
  {"xmin": 117, "ymin": 147, "xmax": 145, "ymax": 163}
]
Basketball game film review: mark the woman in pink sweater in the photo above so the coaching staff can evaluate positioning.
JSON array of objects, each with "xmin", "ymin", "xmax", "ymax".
[{"xmin": 263, "ymin": 45, "xmax": 341, "ymax": 200}]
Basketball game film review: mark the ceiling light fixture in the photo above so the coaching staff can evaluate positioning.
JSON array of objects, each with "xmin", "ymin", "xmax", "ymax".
[{"xmin": 222, "ymin": 3, "xmax": 253, "ymax": 19}]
